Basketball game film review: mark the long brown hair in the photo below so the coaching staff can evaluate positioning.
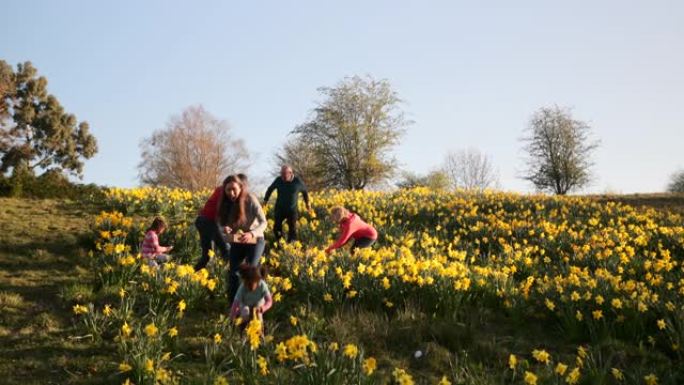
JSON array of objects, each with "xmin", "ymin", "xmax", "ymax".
[
  {"xmin": 218, "ymin": 174, "xmax": 249, "ymax": 228},
  {"xmin": 238, "ymin": 263, "xmax": 268, "ymax": 288},
  {"xmin": 146, "ymin": 217, "xmax": 166, "ymax": 233}
]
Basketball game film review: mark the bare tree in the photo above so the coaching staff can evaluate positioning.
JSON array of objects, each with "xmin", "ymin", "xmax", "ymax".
[
  {"xmin": 138, "ymin": 105, "xmax": 249, "ymax": 191},
  {"xmin": 443, "ymin": 148, "xmax": 499, "ymax": 191},
  {"xmin": 292, "ymin": 75, "xmax": 408, "ymax": 190},
  {"xmin": 520, "ymin": 106, "xmax": 599, "ymax": 195},
  {"xmin": 667, "ymin": 169, "xmax": 684, "ymax": 193}
]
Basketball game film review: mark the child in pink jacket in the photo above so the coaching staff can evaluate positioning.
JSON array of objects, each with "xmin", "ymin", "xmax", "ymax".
[
  {"xmin": 141, "ymin": 217, "xmax": 173, "ymax": 267},
  {"xmin": 325, "ymin": 206, "xmax": 378, "ymax": 254}
]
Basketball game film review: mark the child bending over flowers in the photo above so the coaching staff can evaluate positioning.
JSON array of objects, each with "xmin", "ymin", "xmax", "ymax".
[
  {"xmin": 140, "ymin": 217, "xmax": 173, "ymax": 267},
  {"xmin": 325, "ymin": 206, "xmax": 378, "ymax": 254},
  {"xmin": 230, "ymin": 264, "xmax": 272, "ymax": 324}
]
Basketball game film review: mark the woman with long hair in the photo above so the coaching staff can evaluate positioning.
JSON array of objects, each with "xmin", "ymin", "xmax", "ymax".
[{"xmin": 218, "ymin": 174, "xmax": 267, "ymax": 302}]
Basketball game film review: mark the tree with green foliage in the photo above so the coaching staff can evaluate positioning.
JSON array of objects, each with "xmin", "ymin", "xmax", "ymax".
[
  {"xmin": 667, "ymin": 169, "xmax": 684, "ymax": 193},
  {"xmin": 0, "ymin": 61, "xmax": 13, "ymax": 118},
  {"xmin": 291, "ymin": 75, "xmax": 408, "ymax": 190},
  {"xmin": 396, "ymin": 170, "xmax": 451, "ymax": 191},
  {"xmin": 520, "ymin": 106, "xmax": 598, "ymax": 195},
  {"xmin": 0, "ymin": 61, "xmax": 97, "ymax": 177}
]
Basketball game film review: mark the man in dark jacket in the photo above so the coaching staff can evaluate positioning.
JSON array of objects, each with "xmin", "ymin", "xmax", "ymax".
[{"xmin": 264, "ymin": 165, "xmax": 311, "ymax": 243}]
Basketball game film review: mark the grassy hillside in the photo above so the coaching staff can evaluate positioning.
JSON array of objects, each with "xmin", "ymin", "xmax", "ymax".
[
  {"xmin": 0, "ymin": 198, "xmax": 110, "ymax": 385},
  {"xmin": 591, "ymin": 193, "xmax": 684, "ymax": 215},
  {"xmin": 0, "ymin": 192, "xmax": 683, "ymax": 384}
]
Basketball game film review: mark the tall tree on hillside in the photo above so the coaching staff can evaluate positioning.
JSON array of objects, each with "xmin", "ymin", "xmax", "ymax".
[
  {"xmin": 0, "ymin": 61, "xmax": 13, "ymax": 119},
  {"xmin": 443, "ymin": 148, "xmax": 499, "ymax": 191},
  {"xmin": 520, "ymin": 106, "xmax": 599, "ymax": 195},
  {"xmin": 138, "ymin": 105, "xmax": 250, "ymax": 191},
  {"xmin": 291, "ymin": 75, "xmax": 409, "ymax": 190},
  {"xmin": 0, "ymin": 61, "xmax": 97, "ymax": 177},
  {"xmin": 667, "ymin": 169, "xmax": 684, "ymax": 193}
]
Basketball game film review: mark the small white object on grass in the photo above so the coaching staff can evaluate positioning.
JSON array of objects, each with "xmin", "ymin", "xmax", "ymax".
[{"xmin": 414, "ymin": 350, "xmax": 423, "ymax": 359}]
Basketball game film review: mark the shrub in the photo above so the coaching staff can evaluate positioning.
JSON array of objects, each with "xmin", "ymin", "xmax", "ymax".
[{"xmin": 0, "ymin": 168, "xmax": 106, "ymax": 200}]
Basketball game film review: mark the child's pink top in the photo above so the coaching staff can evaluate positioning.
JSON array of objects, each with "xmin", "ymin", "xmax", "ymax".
[
  {"xmin": 141, "ymin": 230, "xmax": 169, "ymax": 259},
  {"xmin": 325, "ymin": 213, "xmax": 378, "ymax": 252}
]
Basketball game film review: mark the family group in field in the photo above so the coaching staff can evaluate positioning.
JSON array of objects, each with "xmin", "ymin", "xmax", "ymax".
[{"xmin": 138, "ymin": 165, "xmax": 378, "ymax": 327}]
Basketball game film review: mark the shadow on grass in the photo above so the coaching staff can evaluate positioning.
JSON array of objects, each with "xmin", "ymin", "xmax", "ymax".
[
  {"xmin": 0, "ymin": 198, "xmax": 104, "ymax": 384},
  {"xmin": 0, "ymin": 337, "xmax": 115, "ymax": 385}
]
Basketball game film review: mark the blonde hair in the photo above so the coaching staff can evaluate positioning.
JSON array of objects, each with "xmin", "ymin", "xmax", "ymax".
[{"xmin": 330, "ymin": 206, "xmax": 349, "ymax": 222}]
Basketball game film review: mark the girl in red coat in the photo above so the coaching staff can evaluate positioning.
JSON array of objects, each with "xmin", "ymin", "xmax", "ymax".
[{"xmin": 325, "ymin": 206, "xmax": 378, "ymax": 254}]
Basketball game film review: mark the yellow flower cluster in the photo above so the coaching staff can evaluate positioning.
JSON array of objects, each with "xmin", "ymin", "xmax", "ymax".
[
  {"xmin": 72, "ymin": 304, "xmax": 89, "ymax": 315},
  {"xmin": 245, "ymin": 316, "xmax": 262, "ymax": 351},
  {"xmin": 95, "ymin": 210, "xmax": 134, "ymax": 229},
  {"xmin": 392, "ymin": 368, "xmax": 415, "ymax": 385},
  {"xmin": 105, "ymin": 186, "xmax": 210, "ymax": 222},
  {"xmin": 142, "ymin": 263, "xmax": 218, "ymax": 294},
  {"xmin": 275, "ymin": 335, "xmax": 317, "ymax": 363}
]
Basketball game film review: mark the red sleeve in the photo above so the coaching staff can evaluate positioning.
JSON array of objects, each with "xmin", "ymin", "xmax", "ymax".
[
  {"xmin": 199, "ymin": 187, "xmax": 222, "ymax": 219},
  {"xmin": 327, "ymin": 219, "xmax": 354, "ymax": 251}
]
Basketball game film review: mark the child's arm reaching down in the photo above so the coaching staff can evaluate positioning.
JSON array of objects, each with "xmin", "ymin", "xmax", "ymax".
[
  {"xmin": 326, "ymin": 219, "xmax": 353, "ymax": 253},
  {"xmin": 230, "ymin": 300, "xmax": 241, "ymax": 319},
  {"xmin": 151, "ymin": 231, "xmax": 172, "ymax": 254},
  {"xmin": 260, "ymin": 294, "xmax": 273, "ymax": 313},
  {"xmin": 260, "ymin": 281, "xmax": 273, "ymax": 313},
  {"xmin": 230, "ymin": 285, "xmax": 244, "ymax": 319}
]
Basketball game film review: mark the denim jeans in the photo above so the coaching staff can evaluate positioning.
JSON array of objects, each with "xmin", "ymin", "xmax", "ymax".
[{"xmin": 351, "ymin": 237, "xmax": 375, "ymax": 253}]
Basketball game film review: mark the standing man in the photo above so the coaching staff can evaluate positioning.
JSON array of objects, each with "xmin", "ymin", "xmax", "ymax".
[{"xmin": 264, "ymin": 165, "xmax": 311, "ymax": 243}]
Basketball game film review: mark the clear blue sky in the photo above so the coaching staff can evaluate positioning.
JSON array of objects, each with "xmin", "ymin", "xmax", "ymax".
[{"xmin": 2, "ymin": 1, "xmax": 683, "ymax": 193}]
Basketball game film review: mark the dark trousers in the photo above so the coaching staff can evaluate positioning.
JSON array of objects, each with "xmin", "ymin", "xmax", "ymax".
[
  {"xmin": 351, "ymin": 237, "xmax": 376, "ymax": 253},
  {"xmin": 273, "ymin": 209, "xmax": 298, "ymax": 243},
  {"xmin": 228, "ymin": 237, "xmax": 265, "ymax": 303},
  {"xmin": 194, "ymin": 216, "xmax": 229, "ymax": 271}
]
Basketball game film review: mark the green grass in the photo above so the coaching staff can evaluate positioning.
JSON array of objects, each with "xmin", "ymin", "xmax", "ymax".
[
  {"xmin": 0, "ymin": 198, "xmax": 112, "ymax": 385},
  {"xmin": 0, "ymin": 194, "xmax": 682, "ymax": 384},
  {"xmin": 590, "ymin": 192, "xmax": 684, "ymax": 215}
]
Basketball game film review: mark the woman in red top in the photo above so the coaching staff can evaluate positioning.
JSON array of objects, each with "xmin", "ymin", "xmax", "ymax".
[
  {"xmin": 325, "ymin": 206, "xmax": 378, "ymax": 254},
  {"xmin": 194, "ymin": 176, "xmax": 233, "ymax": 271}
]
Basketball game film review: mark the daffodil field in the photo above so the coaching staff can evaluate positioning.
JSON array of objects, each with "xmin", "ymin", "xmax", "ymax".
[{"xmin": 71, "ymin": 187, "xmax": 684, "ymax": 384}]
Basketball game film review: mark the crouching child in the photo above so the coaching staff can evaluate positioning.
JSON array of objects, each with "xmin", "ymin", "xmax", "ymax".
[
  {"xmin": 141, "ymin": 217, "xmax": 173, "ymax": 267},
  {"xmin": 230, "ymin": 264, "xmax": 272, "ymax": 328}
]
